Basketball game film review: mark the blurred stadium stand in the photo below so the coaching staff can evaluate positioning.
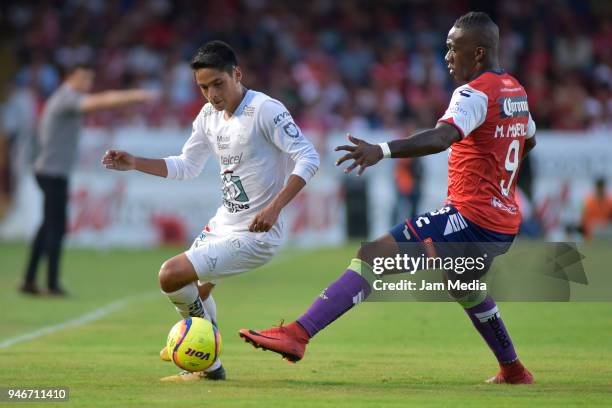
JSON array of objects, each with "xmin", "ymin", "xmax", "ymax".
[
  {"xmin": 0, "ymin": 0, "xmax": 610, "ymax": 243},
  {"xmin": 1, "ymin": 0, "xmax": 610, "ymax": 131}
]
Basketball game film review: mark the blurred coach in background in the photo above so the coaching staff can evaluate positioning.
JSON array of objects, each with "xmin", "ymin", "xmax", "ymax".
[{"xmin": 20, "ymin": 65, "xmax": 157, "ymax": 296}]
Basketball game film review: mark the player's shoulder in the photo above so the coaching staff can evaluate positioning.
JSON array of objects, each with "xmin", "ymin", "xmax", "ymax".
[
  {"xmin": 195, "ymin": 102, "xmax": 217, "ymax": 121},
  {"xmin": 249, "ymin": 90, "xmax": 285, "ymax": 111},
  {"xmin": 468, "ymin": 70, "xmax": 526, "ymax": 97},
  {"xmin": 248, "ymin": 90, "xmax": 292, "ymax": 124},
  {"xmin": 451, "ymin": 82, "xmax": 488, "ymax": 101}
]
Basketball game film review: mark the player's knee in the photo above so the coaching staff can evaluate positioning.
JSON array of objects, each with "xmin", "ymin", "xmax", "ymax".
[
  {"xmin": 355, "ymin": 244, "xmax": 375, "ymax": 266},
  {"xmin": 159, "ymin": 260, "xmax": 181, "ymax": 293},
  {"xmin": 447, "ymin": 287, "xmax": 466, "ymax": 302}
]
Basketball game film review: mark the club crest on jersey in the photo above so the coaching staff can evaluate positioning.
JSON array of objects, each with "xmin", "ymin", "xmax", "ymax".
[
  {"xmin": 283, "ymin": 122, "xmax": 301, "ymax": 138},
  {"xmin": 221, "ymin": 170, "xmax": 250, "ymax": 213},
  {"xmin": 499, "ymin": 96, "xmax": 529, "ymax": 118}
]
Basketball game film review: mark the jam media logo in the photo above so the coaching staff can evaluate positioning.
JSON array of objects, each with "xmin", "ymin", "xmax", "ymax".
[{"xmin": 499, "ymin": 96, "xmax": 529, "ymax": 118}]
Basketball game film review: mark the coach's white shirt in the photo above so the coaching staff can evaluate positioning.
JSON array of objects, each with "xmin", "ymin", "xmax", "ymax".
[{"xmin": 164, "ymin": 90, "xmax": 319, "ymax": 246}]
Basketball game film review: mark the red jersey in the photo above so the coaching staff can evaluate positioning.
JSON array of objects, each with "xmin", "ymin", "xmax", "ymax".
[{"xmin": 437, "ymin": 70, "xmax": 536, "ymax": 235}]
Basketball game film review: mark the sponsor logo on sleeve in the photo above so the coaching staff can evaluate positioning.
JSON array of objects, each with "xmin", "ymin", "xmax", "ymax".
[
  {"xmin": 449, "ymin": 102, "xmax": 468, "ymax": 116},
  {"xmin": 282, "ymin": 122, "xmax": 302, "ymax": 138},
  {"xmin": 273, "ymin": 111, "xmax": 291, "ymax": 125}
]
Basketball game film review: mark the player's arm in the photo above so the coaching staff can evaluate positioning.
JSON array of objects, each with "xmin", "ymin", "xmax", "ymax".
[
  {"xmin": 336, "ymin": 123, "xmax": 460, "ymax": 176},
  {"xmin": 80, "ymin": 89, "xmax": 158, "ymax": 113},
  {"xmin": 522, "ymin": 136, "xmax": 536, "ymax": 159},
  {"xmin": 250, "ymin": 100, "xmax": 320, "ymax": 232},
  {"xmin": 102, "ymin": 111, "xmax": 211, "ymax": 179},
  {"xmin": 522, "ymin": 113, "xmax": 537, "ymax": 159},
  {"xmin": 337, "ymin": 84, "xmax": 486, "ymax": 176},
  {"xmin": 249, "ymin": 175, "xmax": 306, "ymax": 232},
  {"xmin": 102, "ymin": 150, "xmax": 168, "ymax": 177}
]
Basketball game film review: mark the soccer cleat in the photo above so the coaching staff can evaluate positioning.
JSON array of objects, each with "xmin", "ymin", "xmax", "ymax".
[
  {"xmin": 160, "ymin": 365, "xmax": 226, "ymax": 382},
  {"xmin": 486, "ymin": 361, "xmax": 534, "ymax": 384},
  {"xmin": 19, "ymin": 282, "xmax": 40, "ymax": 295},
  {"xmin": 203, "ymin": 365, "xmax": 226, "ymax": 381},
  {"xmin": 159, "ymin": 346, "xmax": 171, "ymax": 362},
  {"xmin": 238, "ymin": 321, "xmax": 309, "ymax": 363},
  {"xmin": 45, "ymin": 287, "xmax": 68, "ymax": 297}
]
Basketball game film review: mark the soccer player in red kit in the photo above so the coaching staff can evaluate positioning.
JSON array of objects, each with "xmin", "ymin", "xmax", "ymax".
[{"xmin": 240, "ymin": 12, "xmax": 536, "ymax": 384}]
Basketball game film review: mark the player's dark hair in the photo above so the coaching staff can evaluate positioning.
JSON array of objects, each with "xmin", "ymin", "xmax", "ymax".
[
  {"xmin": 62, "ymin": 63, "xmax": 94, "ymax": 77},
  {"xmin": 454, "ymin": 11, "xmax": 496, "ymax": 30},
  {"xmin": 453, "ymin": 11, "xmax": 499, "ymax": 51},
  {"xmin": 190, "ymin": 41, "xmax": 238, "ymax": 74}
]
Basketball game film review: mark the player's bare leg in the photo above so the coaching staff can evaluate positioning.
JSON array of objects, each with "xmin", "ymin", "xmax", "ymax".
[{"xmin": 239, "ymin": 234, "xmax": 397, "ymax": 362}]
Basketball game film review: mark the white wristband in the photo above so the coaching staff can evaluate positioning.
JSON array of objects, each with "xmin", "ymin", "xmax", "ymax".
[{"xmin": 378, "ymin": 142, "xmax": 392, "ymax": 159}]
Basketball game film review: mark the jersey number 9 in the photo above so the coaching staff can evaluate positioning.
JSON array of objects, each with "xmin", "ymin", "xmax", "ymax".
[{"xmin": 500, "ymin": 139, "xmax": 520, "ymax": 197}]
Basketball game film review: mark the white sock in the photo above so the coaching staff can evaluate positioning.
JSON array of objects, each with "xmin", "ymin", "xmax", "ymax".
[
  {"xmin": 164, "ymin": 283, "xmax": 205, "ymax": 319},
  {"xmin": 205, "ymin": 358, "xmax": 222, "ymax": 372},
  {"xmin": 201, "ymin": 294, "xmax": 220, "ymax": 372},
  {"xmin": 201, "ymin": 295, "xmax": 217, "ymax": 326}
]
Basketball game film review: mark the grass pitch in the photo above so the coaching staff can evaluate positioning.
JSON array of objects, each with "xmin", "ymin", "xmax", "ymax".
[{"xmin": 1, "ymin": 242, "xmax": 611, "ymax": 407}]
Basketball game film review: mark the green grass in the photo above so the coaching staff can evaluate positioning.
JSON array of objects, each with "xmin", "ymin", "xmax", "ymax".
[{"xmin": 1, "ymin": 242, "xmax": 611, "ymax": 407}]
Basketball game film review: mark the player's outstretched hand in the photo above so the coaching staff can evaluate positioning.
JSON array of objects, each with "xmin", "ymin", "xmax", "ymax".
[
  {"xmin": 335, "ymin": 134, "xmax": 384, "ymax": 176},
  {"xmin": 249, "ymin": 204, "xmax": 281, "ymax": 233},
  {"xmin": 102, "ymin": 149, "xmax": 135, "ymax": 171}
]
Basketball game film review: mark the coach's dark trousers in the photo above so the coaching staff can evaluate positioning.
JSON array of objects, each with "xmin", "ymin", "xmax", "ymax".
[{"xmin": 24, "ymin": 174, "xmax": 68, "ymax": 289}]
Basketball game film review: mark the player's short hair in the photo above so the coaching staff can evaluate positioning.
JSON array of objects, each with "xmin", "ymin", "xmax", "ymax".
[
  {"xmin": 454, "ymin": 11, "xmax": 495, "ymax": 29},
  {"xmin": 190, "ymin": 41, "xmax": 238, "ymax": 74},
  {"xmin": 63, "ymin": 63, "xmax": 94, "ymax": 77},
  {"xmin": 453, "ymin": 11, "xmax": 499, "ymax": 50}
]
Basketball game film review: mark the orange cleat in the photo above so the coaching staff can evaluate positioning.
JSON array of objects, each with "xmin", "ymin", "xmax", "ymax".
[
  {"xmin": 239, "ymin": 321, "xmax": 309, "ymax": 363},
  {"xmin": 486, "ymin": 360, "xmax": 534, "ymax": 384}
]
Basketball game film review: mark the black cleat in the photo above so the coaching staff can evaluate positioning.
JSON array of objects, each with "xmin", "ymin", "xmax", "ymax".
[
  {"xmin": 45, "ymin": 287, "xmax": 69, "ymax": 297},
  {"xmin": 19, "ymin": 282, "xmax": 41, "ymax": 295},
  {"xmin": 203, "ymin": 365, "xmax": 226, "ymax": 381}
]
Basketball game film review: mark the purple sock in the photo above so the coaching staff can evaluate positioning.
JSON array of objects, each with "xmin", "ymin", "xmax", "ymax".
[
  {"xmin": 465, "ymin": 297, "xmax": 518, "ymax": 364},
  {"xmin": 297, "ymin": 269, "xmax": 371, "ymax": 338}
]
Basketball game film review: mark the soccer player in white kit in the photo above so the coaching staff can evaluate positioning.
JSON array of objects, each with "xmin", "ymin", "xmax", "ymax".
[{"xmin": 101, "ymin": 41, "xmax": 320, "ymax": 381}]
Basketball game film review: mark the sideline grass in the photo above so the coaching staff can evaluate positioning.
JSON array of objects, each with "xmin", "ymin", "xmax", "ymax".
[{"xmin": 1, "ymin": 242, "xmax": 611, "ymax": 407}]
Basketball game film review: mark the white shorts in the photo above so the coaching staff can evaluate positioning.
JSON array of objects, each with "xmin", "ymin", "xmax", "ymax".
[{"xmin": 184, "ymin": 229, "xmax": 278, "ymax": 284}]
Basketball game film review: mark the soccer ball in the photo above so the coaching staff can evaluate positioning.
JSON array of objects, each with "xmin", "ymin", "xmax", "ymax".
[{"xmin": 166, "ymin": 317, "xmax": 222, "ymax": 372}]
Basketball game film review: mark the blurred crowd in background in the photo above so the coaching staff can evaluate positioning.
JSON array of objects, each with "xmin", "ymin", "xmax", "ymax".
[
  {"xmin": 2, "ymin": 0, "xmax": 611, "ymax": 135},
  {"xmin": 0, "ymin": 0, "xmax": 611, "ymax": 240}
]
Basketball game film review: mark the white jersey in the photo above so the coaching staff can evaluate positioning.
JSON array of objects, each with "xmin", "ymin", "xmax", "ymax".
[{"xmin": 164, "ymin": 90, "xmax": 319, "ymax": 245}]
